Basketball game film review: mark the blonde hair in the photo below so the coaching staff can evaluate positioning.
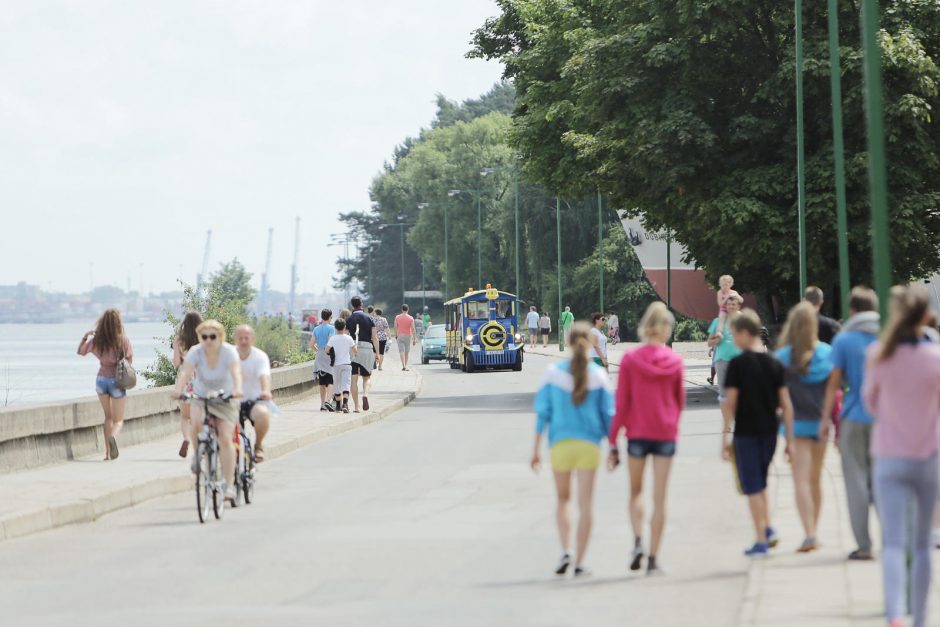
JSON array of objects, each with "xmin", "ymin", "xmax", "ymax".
[
  {"xmin": 196, "ymin": 319, "xmax": 226, "ymax": 342},
  {"xmin": 879, "ymin": 285, "xmax": 931, "ymax": 361},
  {"xmin": 778, "ymin": 302, "xmax": 818, "ymax": 375},
  {"xmin": 639, "ymin": 301, "xmax": 675, "ymax": 342},
  {"xmin": 568, "ymin": 321, "xmax": 593, "ymax": 405},
  {"xmin": 719, "ymin": 274, "xmax": 734, "ymax": 288}
]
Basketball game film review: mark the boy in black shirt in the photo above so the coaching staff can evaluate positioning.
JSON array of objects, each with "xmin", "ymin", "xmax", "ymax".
[{"xmin": 722, "ymin": 309, "xmax": 795, "ymax": 558}]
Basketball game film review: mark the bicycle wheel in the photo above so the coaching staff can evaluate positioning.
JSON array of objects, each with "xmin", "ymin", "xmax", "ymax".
[
  {"xmin": 243, "ymin": 440, "xmax": 255, "ymax": 505},
  {"xmin": 195, "ymin": 443, "xmax": 210, "ymax": 523},
  {"xmin": 233, "ymin": 446, "xmax": 244, "ymax": 508},
  {"xmin": 211, "ymin": 446, "xmax": 225, "ymax": 520}
]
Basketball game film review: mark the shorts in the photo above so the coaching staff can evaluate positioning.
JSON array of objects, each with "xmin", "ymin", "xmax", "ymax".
[
  {"xmin": 352, "ymin": 342, "xmax": 374, "ymax": 376},
  {"xmin": 528, "ymin": 327, "xmax": 539, "ymax": 336},
  {"xmin": 333, "ymin": 364, "xmax": 352, "ymax": 394},
  {"xmin": 550, "ymin": 439, "xmax": 601, "ymax": 471},
  {"xmin": 541, "ymin": 328, "xmax": 550, "ymax": 336},
  {"xmin": 240, "ymin": 399, "xmax": 278, "ymax": 423},
  {"xmin": 789, "ymin": 419, "xmax": 822, "ymax": 441},
  {"xmin": 397, "ymin": 336, "xmax": 413, "ymax": 353},
  {"xmin": 378, "ymin": 339, "xmax": 387, "ymax": 355},
  {"xmin": 95, "ymin": 376, "xmax": 126, "ymax": 399},
  {"xmin": 627, "ymin": 439, "xmax": 677, "ymax": 458},
  {"xmin": 197, "ymin": 398, "xmax": 237, "ymax": 424},
  {"xmin": 733, "ymin": 434, "xmax": 778, "ymax": 495},
  {"xmin": 715, "ymin": 359, "xmax": 730, "ymax": 399},
  {"xmin": 317, "ymin": 371, "xmax": 333, "ymax": 386}
]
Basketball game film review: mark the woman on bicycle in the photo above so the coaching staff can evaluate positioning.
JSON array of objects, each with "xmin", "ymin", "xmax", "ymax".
[
  {"xmin": 172, "ymin": 319, "xmax": 243, "ymax": 503},
  {"xmin": 77, "ymin": 308, "xmax": 133, "ymax": 461},
  {"xmin": 172, "ymin": 312, "xmax": 203, "ymax": 459}
]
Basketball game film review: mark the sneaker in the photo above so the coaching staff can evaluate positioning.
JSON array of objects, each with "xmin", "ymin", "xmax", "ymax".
[
  {"xmin": 848, "ymin": 549, "xmax": 874, "ymax": 561},
  {"xmin": 325, "ymin": 401, "xmax": 336, "ymax": 412},
  {"xmin": 646, "ymin": 556, "xmax": 663, "ymax": 576},
  {"xmin": 573, "ymin": 566, "xmax": 592, "ymax": 577},
  {"xmin": 342, "ymin": 402, "xmax": 350, "ymax": 414},
  {"xmin": 630, "ymin": 545, "xmax": 645, "ymax": 571},
  {"xmin": 796, "ymin": 537, "xmax": 820, "ymax": 553},
  {"xmin": 766, "ymin": 527, "xmax": 780, "ymax": 549},
  {"xmin": 225, "ymin": 485, "xmax": 237, "ymax": 503},
  {"xmin": 554, "ymin": 554, "xmax": 571, "ymax": 576},
  {"xmin": 744, "ymin": 542, "xmax": 769, "ymax": 558},
  {"xmin": 706, "ymin": 376, "xmax": 715, "ymax": 385},
  {"xmin": 190, "ymin": 455, "xmax": 199, "ymax": 474}
]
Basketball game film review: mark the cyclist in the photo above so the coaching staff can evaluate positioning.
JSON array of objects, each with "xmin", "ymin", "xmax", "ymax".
[
  {"xmin": 233, "ymin": 325, "xmax": 274, "ymax": 462},
  {"xmin": 172, "ymin": 319, "xmax": 243, "ymax": 503}
]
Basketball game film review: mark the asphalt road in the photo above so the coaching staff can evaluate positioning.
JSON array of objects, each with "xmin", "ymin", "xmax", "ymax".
[{"xmin": 0, "ymin": 350, "xmax": 752, "ymax": 627}]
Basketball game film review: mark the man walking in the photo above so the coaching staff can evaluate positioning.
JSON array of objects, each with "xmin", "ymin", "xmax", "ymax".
[
  {"xmin": 804, "ymin": 286, "xmax": 842, "ymax": 344},
  {"xmin": 526, "ymin": 306, "xmax": 540, "ymax": 347},
  {"xmin": 820, "ymin": 287, "xmax": 880, "ymax": 560},
  {"xmin": 346, "ymin": 296, "xmax": 379, "ymax": 413},
  {"xmin": 395, "ymin": 304, "xmax": 417, "ymax": 371},
  {"xmin": 560, "ymin": 306, "xmax": 575, "ymax": 345}
]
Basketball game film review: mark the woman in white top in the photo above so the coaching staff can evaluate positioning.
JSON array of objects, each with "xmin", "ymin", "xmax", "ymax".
[
  {"xmin": 172, "ymin": 312, "xmax": 203, "ymax": 459},
  {"xmin": 172, "ymin": 319, "xmax": 243, "ymax": 502},
  {"xmin": 590, "ymin": 312, "xmax": 609, "ymax": 369}
]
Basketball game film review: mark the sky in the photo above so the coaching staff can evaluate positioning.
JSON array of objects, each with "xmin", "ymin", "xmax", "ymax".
[{"xmin": 0, "ymin": 1, "xmax": 505, "ymax": 296}]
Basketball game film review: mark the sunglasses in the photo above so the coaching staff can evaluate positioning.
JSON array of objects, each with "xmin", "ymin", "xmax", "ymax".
[{"xmin": 201, "ymin": 334, "xmax": 218, "ymax": 341}]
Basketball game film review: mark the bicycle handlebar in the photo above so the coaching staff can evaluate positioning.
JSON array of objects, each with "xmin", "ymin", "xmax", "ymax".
[{"xmin": 180, "ymin": 391, "xmax": 232, "ymax": 403}]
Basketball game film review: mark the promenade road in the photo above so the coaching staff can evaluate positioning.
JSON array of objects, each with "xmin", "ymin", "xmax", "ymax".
[{"xmin": 0, "ymin": 348, "xmax": 928, "ymax": 626}]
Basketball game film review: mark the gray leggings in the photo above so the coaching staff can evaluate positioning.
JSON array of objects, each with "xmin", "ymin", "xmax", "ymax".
[{"xmin": 873, "ymin": 454, "xmax": 939, "ymax": 627}]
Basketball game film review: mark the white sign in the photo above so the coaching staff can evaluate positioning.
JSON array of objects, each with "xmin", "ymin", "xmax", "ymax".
[{"xmin": 403, "ymin": 290, "xmax": 442, "ymax": 299}]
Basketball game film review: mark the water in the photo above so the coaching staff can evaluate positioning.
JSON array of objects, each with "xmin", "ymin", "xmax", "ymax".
[{"xmin": 0, "ymin": 321, "xmax": 169, "ymax": 407}]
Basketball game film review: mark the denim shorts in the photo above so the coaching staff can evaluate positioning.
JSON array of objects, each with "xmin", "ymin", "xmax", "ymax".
[
  {"xmin": 627, "ymin": 439, "xmax": 677, "ymax": 458},
  {"xmin": 95, "ymin": 376, "xmax": 126, "ymax": 399},
  {"xmin": 733, "ymin": 434, "xmax": 778, "ymax": 495}
]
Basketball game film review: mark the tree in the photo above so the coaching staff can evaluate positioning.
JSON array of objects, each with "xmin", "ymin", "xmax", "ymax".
[{"xmin": 471, "ymin": 0, "xmax": 940, "ymax": 306}]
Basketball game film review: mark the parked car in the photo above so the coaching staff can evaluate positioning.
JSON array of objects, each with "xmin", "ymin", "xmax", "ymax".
[{"xmin": 421, "ymin": 324, "xmax": 446, "ymax": 364}]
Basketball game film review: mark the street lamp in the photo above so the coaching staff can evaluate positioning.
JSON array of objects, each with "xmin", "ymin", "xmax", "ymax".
[
  {"xmin": 448, "ymin": 188, "xmax": 484, "ymax": 288},
  {"xmin": 329, "ymin": 232, "xmax": 358, "ymax": 305},
  {"xmin": 481, "ymin": 165, "xmax": 521, "ymax": 297},
  {"xmin": 379, "ymin": 219, "xmax": 414, "ymax": 304}
]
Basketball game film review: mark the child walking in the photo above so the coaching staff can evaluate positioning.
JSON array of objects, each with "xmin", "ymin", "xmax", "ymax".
[
  {"xmin": 326, "ymin": 318, "xmax": 357, "ymax": 414},
  {"xmin": 722, "ymin": 309, "xmax": 795, "ymax": 558},
  {"xmin": 608, "ymin": 302, "xmax": 685, "ymax": 575},
  {"xmin": 531, "ymin": 321, "xmax": 615, "ymax": 577}
]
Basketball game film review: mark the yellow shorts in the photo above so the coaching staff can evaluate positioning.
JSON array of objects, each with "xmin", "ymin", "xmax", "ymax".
[{"xmin": 550, "ymin": 439, "xmax": 601, "ymax": 471}]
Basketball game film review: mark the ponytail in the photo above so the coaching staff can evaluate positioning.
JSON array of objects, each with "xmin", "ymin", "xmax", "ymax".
[
  {"xmin": 878, "ymin": 284, "xmax": 930, "ymax": 361},
  {"xmin": 569, "ymin": 321, "xmax": 593, "ymax": 405}
]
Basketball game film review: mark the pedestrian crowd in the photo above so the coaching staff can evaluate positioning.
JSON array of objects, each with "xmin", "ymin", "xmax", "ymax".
[{"xmin": 531, "ymin": 279, "xmax": 940, "ymax": 627}]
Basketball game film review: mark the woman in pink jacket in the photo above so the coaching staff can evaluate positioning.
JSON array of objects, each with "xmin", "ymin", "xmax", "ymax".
[
  {"xmin": 608, "ymin": 302, "xmax": 685, "ymax": 575},
  {"xmin": 863, "ymin": 285, "xmax": 940, "ymax": 627}
]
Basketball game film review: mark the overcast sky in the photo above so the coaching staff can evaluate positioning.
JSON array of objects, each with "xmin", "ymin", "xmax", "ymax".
[{"xmin": 0, "ymin": 1, "xmax": 505, "ymax": 296}]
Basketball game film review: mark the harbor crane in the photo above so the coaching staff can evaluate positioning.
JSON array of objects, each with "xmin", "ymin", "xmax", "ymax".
[
  {"xmin": 196, "ymin": 230, "xmax": 212, "ymax": 293},
  {"xmin": 258, "ymin": 228, "xmax": 273, "ymax": 315},
  {"xmin": 288, "ymin": 217, "xmax": 299, "ymax": 317}
]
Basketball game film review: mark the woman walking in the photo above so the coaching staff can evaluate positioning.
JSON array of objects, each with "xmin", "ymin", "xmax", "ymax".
[
  {"xmin": 172, "ymin": 312, "xmax": 202, "ymax": 458},
  {"xmin": 776, "ymin": 302, "xmax": 833, "ymax": 553},
  {"xmin": 590, "ymin": 312, "xmax": 609, "ymax": 369},
  {"xmin": 77, "ymin": 308, "xmax": 133, "ymax": 461},
  {"xmin": 539, "ymin": 310, "xmax": 552, "ymax": 348},
  {"xmin": 863, "ymin": 285, "xmax": 940, "ymax": 627},
  {"xmin": 608, "ymin": 302, "xmax": 684, "ymax": 575},
  {"xmin": 607, "ymin": 311, "xmax": 620, "ymax": 345},
  {"xmin": 531, "ymin": 322, "xmax": 615, "ymax": 577},
  {"xmin": 173, "ymin": 319, "xmax": 243, "ymax": 503},
  {"xmin": 374, "ymin": 308, "xmax": 390, "ymax": 371}
]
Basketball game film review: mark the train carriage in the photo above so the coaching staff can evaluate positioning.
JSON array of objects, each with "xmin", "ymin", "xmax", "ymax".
[{"xmin": 443, "ymin": 285, "xmax": 524, "ymax": 372}]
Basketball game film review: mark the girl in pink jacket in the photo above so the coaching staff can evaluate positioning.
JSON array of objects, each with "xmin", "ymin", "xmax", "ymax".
[{"xmin": 608, "ymin": 302, "xmax": 685, "ymax": 575}]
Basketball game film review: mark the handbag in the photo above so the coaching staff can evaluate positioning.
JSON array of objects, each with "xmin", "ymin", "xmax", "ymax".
[{"xmin": 115, "ymin": 343, "xmax": 137, "ymax": 390}]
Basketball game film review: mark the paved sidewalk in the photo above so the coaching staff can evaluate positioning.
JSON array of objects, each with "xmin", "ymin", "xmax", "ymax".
[
  {"xmin": 524, "ymin": 341, "xmax": 915, "ymax": 626},
  {"xmin": 0, "ymin": 365, "xmax": 421, "ymax": 542}
]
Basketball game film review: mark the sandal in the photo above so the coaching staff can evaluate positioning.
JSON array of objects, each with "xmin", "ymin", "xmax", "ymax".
[
  {"xmin": 108, "ymin": 436, "xmax": 119, "ymax": 460},
  {"xmin": 178, "ymin": 440, "xmax": 189, "ymax": 458},
  {"xmin": 254, "ymin": 445, "xmax": 265, "ymax": 463}
]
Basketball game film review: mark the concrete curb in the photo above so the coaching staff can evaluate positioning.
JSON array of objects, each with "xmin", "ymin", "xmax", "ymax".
[{"xmin": 0, "ymin": 371, "xmax": 423, "ymax": 544}]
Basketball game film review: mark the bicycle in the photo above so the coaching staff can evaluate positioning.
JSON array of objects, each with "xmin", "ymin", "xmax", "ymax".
[
  {"xmin": 235, "ymin": 400, "xmax": 258, "ymax": 506},
  {"xmin": 183, "ymin": 391, "xmax": 230, "ymax": 523}
]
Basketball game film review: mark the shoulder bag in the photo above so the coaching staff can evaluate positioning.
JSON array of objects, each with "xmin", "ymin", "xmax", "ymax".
[{"xmin": 115, "ymin": 341, "xmax": 137, "ymax": 390}]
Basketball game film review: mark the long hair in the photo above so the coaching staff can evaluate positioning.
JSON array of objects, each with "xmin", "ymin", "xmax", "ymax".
[
  {"xmin": 177, "ymin": 311, "xmax": 203, "ymax": 353},
  {"xmin": 778, "ymin": 302, "xmax": 818, "ymax": 375},
  {"xmin": 879, "ymin": 285, "xmax": 931, "ymax": 361},
  {"xmin": 94, "ymin": 308, "xmax": 125, "ymax": 355},
  {"xmin": 639, "ymin": 301, "xmax": 675, "ymax": 343},
  {"xmin": 569, "ymin": 321, "xmax": 593, "ymax": 405}
]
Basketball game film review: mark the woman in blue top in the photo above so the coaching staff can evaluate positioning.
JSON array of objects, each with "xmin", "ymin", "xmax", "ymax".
[
  {"xmin": 531, "ymin": 322, "xmax": 615, "ymax": 577},
  {"xmin": 777, "ymin": 302, "xmax": 834, "ymax": 553},
  {"xmin": 708, "ymin": 294, "xmax": 744, "ymax": 401}
]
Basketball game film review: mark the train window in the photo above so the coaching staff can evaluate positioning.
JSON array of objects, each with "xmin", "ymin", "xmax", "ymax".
[
  {"xmin": 494, "ymin": 299, "xmax": 512, "ymax": 318},
  {"xmin": 466, "ymin": 301, "xmax": 489, "ymax": 319}
]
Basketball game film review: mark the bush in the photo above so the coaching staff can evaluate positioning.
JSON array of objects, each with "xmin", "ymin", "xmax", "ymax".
[{"xmin": 673, "ymin": 318, "xmax": 708, "ymax": 342}]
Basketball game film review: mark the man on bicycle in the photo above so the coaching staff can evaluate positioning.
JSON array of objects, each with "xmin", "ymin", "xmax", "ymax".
[{"xmin": 233, "ymin": 325, "xmax": 273, "ymax": 462}]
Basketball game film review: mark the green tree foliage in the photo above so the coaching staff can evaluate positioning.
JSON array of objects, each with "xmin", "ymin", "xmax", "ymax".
[
  {"xmin": 337, "ymin": 83, "xmax": 664, "ymax": 336},
  {"xmin": 143, "ymin": 260, "xmax": 304, "ymax": 386},
  {"xmin": 471, "ymin": 0, "xmax": 940, "ymax": 305}
]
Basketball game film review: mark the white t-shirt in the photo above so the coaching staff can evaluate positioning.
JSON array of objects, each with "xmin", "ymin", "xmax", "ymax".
[
  {"xmin": 327, "ymin": 333, "xmax": 356, "ymax": 366},
  {"xmin": 239, "ymin": 346, "xmax": 271, "ymax": 401},
  {"xmin": 184, "ymin": 343, "xmax": 239, "ymax": 397},
  {"xmin": 526, "ymin": 311, "xmax": 540, "ymax": 328},
  {"xmin": 591, "ymin": 327, "xmax": 607, "ymax": 359}
]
